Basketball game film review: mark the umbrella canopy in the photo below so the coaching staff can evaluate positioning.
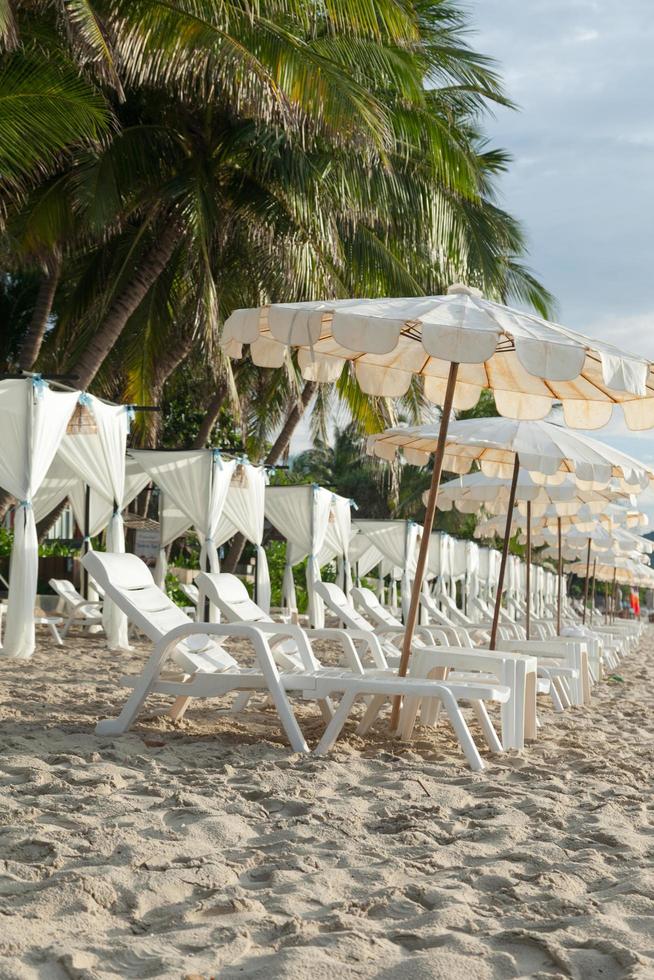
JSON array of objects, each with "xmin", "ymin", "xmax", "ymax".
[
  {"xmin": 222, "ymin": 285, "xmax": 654, "ymax": 429},
  {"xmin": 370, "ymin": 417, "xmax": 653, "ymax": 644},
  {"xmin": 224, "ymin": 284, "xmax": 654, "ymax": 725},
  {"xmin": 539, "ymin": 524, "xmax": 653, "ymax": 558},
  {"xmin": 568, "ymin": 552, "xmax": 652, "ymax": 584},
  {"xmin": 431, "ymin": 470, "xmax": 631, "ymax": 518},
  {"xmin": 475, "ymin": 503, "xmax": 648, "ymax": 538},
  {"xmin": 369, "ymin": 417, "xmax": 654, "ymax": 492}
]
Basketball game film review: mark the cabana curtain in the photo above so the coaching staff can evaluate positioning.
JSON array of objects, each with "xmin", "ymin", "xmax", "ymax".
[
  {"xmin": 265, "ymin": 485, "xmax": 333, "ymax": 626},
  {"xmin": 133, "ymin": 450, "xmax": 236, "ymax": 620},
  {"xmin": 215, "ymin": 463, "xmax": 271, "ymax": 613},
  {"xmin": 353, "ymin": 520, "xmax": 420, "ymax": 619},
  {"xmin": 0, "ymin": 379, "xmax": 78, "ymax": 660},
  {"xmin": 57, "ymin": 396, "xmax": 133, "ymax": 649}
]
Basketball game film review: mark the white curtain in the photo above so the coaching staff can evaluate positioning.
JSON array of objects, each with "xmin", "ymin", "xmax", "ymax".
[
  {"xmin": 427, "ymin": 532, "xmax": 454, "ymax": 603},
  {"xmin": 214, "ymin": 462, "xmax": 270, "ymax": 612},
  {"xmin": 133, "ymin": 450, "xmax": 236, "ymax": 619},
  {"xmin": 0, "ymin": 379, "xmax": 77, "ymax": 660},
  {"xmin": 67, "ymin": 456, "xmax": 150, "ymax": 537},
  {"xmin": 154, "ymin": 494, "xmax": 191, "ymax": 589},
  {"xmin": 57, "ymin": 396, "xmax": 132, "ymax": 649},
  {"xmin": 317, "ymin": 494, "xmax": 353, "ymax": 596},
  {"xmin": 265, "ymin": 485, "xmax": 332, "ymax": 625},
  {"xmin": 352, "ymin": 520, "xmax": 420, "ymax": 620},
  {"xmin": 466, "ymin": 541, "xmax": 480, "ymax": 613}
]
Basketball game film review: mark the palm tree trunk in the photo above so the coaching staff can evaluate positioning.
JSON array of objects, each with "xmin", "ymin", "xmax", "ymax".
[
  {"xmin": 36, "ymin": 497, "xmax": 68, "ymax": 542},
  {"xmin": 222, "ymin": 380, "xmax": 317, "ymax": 574},
  {"xmin": 72, "ymin": 220, "xmax": 181, "ymax": 389},
  {"xmin": 265, "ymin": 380, "xmax": 317, "ymax": 465},
  {"xmin": 19, "ymin": 254, "xmax": 62, "ymax": 371},
  {"xmin": 136, "ymin": 332, "xmax": 195, "ymax": 449},
  {"xmin": 193, "ymin": 381, "xmax": 229, "ymax": 449}
]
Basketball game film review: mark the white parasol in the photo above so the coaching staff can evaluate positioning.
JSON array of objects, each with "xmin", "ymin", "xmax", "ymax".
[
  {"xmin": 224, "ymin": 284, "xmax": 654, "ymax": 725},
  {"xmin": 369, "ymin": 417, "xmax": 654, "ymax": 645}
]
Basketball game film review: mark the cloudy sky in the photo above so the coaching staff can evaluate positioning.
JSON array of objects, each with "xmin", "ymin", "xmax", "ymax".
[
  {"xmin": 293, "ymin": 0, "xmax": 654, "ymax": 508},
  {"xmin": 469, "ymin": 0, "xmax": 654, "ymax": 503}
]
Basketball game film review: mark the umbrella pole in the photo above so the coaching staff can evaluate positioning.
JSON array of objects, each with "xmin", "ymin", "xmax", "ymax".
[
  {"xmin": 82, "ymin": 484, "xmax": 91, "ymax": 600},
  {"xmin": 525, "ymin": 500, "xmax": 531, "ymax": 640},
  {"xmin": 611, "ymin": 568, "xmax": 617, "ymax": 623},
  {"xmin": 590, "ymin": 558, "xmax": 597, "ymax": 625},
  {"xmin": 489, "ymin": 454, "xmax": 520, "ymax": 650},
  {"xmin": 557, "ymin": 516, "xmax": 563, "ymax": 634},
  {"xmin": 390, "ymin": 361, "xmax": 459, "ymax": 731},
  {"xmin": 582, "ymin": 536, "xmax": 591, "ymax": 624}
]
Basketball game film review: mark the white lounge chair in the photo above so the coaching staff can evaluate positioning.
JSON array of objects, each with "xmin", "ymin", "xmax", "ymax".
[
  {"xmin": 197, "ymin": 572, "xmax": 524, "ymax": 764},
  {"xmin": 83, "ymin": 553, "xmax": 512, "ymax": 769},
  {"xmin": 49, "ymin": 578, "xmax": 104, "ymax": 639},
  {"xmin": 315, "ymin": 580, "xmax": 540, "ymax": 750}
]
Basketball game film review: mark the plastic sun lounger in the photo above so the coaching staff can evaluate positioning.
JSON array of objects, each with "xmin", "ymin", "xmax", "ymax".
[
  {"xmin": 314, "ymin": 580, "xmax": 540, "ymax": 751},
  {"xmin": 199, "ymin": 571, "xmax": 516, "ymax": 762},
  {"xmin": 83, "ymin": 553, "xmax": 510, "ymax": 770},
  {"xmin": 49, "ymin": 578, "xmax": 104, "ymax": 638}
]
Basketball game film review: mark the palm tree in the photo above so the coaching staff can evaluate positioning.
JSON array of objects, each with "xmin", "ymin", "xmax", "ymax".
[{"xmin": 0, "ymin": 3, "xmax": 112, "ymax": 209}]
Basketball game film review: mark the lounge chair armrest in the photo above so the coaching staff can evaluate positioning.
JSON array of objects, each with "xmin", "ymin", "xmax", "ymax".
[
  {"xmin": 70, "ymin": 598, "xmax": 103, "ymax": 615},
  {"xmin": 306, "ymin": 627, "xmax": 388, "ymax": 670},
  {"xmin": 301, "ymin": 628, "xmax": 366, "ymax": 673},
  {"xmin": 152, "ymin": 622, "xmax": 288, "ymax": 670}
]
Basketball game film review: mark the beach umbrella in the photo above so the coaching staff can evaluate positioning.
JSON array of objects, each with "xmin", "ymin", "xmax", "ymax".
[
  {"xmin": 223, "ymin": 284, "xmax": 654, "ymax": 726},
  {"xmin": 476, "ymin": 504, "xmax": 651, "ymax": 624},
  {"xmin": 434, "ymin": 471, "xmax": 637, "ymax": 634},
  {"xmin": 538, "ymin": 523, "xmax": 653, "ymax": 555},
  {"xmin": 369, "ymin": 417, "xmax": 654, "ymax": 648}
]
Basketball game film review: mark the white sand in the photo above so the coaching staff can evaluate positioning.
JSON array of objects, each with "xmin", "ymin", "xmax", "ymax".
[{"xmin": 1, "ymin": 628, "xmax": 653, "ymax": 979}]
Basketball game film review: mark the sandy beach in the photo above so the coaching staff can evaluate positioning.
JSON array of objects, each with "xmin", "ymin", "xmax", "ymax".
[{"xmin": 0, "ymin": 629, "xmax": 653, "ymax": 980}]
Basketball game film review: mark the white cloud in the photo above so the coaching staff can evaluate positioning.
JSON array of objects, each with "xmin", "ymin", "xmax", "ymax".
[{"xmin": 565, "ymin": 27, "xmax": 600, "ymax": 43}]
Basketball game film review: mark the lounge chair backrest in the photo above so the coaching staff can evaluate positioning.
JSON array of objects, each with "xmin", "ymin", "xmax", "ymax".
[
  {"xmin": 438, "ymin": 590, "xmax": 476, "ymax": 626},
  {"xmin": 82, "ymin": 552, "xmax": 237, "ymax": 673},
  {"xmin": 50, "ymin": 578, "xmax": 85, "ymax": 607},
  {"xmin": 180, "ymin": 583, "xmax": 199, "ymax": 605},
  {"xmin": 197, "ymin": 573, "xmax": 312, "ymax": 672},
  {"xmin": 351, "ymin": 587, "xmax": 400, "ymax": 627},
  {"xmin": 314, "ymin": 581, "xmax": 373, "ymax": 632},
  {"xmin": 198, "ymin": 572, "xmax": 270, "ymax": 624}
]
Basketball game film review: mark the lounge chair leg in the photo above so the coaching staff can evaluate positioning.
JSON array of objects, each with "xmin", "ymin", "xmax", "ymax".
[
  {"xmin": 581, "ymin": 652, "xmax": 591, "ymax": 704},
  {"xmin": 96, "ymin": 680, "xmax": 155, "ymax": 736},
  {"xmin": 315, "ymin": 691, "xmax": 358, "ymax": 755},
  {"xmin": 357, "ymin": 694, "xmax": 387, "ymax": 735},
  {"xmin": 61, "ymin": 615, "xmax": 75, "ymax": 640},
  {"xmin": 471, "ymin": 700, "xmax": 503, "ymax": 754},
  {"xmin": 231, "ymin": 691, "xmax": 252, "ymax": 715},
  {"xmin": 553, "ymin": 676, "xmax": 570, "ymax": 709},
  {"xmin": 399, "ymin": 696, "xmax": 421, "ymax": 741},
  {"xmin": 437, "ymin": 690, "xmax": 485, "ymax": 772},
  {"xmin": 524, "ymin": 672, "xmax": 537, "ymax": 741},
  {"xmin": 168, "ymin": 696, "xmax": 191, "ymax": 722},
  {"xmin": 264, "ymin": 684, "xmax": 309, "ymax": 754},
  {"xmin": 318, "ymin": 698, "xmax": 334, "ymax": 723}
]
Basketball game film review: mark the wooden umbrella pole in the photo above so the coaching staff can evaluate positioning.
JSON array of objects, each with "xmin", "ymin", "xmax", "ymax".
[
  {"xmin": 390, "ymin": 361, "xmax": 459, "ymax": 731},
  {"xmin": 82, "ymin": 484, "xmax": 91, "ymax": 600},
  {"xmin": 489, "ymin": 454, "xmax": 520, "ymax": 650},
  {"xmin": 525, "ymin": 500, "xmax": 532, "ymax": 640},
  {"xmin": 557, "ymin": 516, "xmax": 563, "ymax": 634},
  {"xmin": 611, "ymin": 568, "xmax": 617, "ymax": 623},
  {"xmin": 604, "ymin": 581, "xmax": 608, "ymax": 623},
  {"xmin": 590, "ymin": 558, "xmax": 597, "ymax": 625},
  {"xmin": 582, "ymin": 536, "xmax": 591, "ymax": 624}
]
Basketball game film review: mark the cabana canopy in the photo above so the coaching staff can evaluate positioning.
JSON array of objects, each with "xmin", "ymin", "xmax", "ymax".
[
  {"xmin": 264, "ymin": 485, "xmax": 352, "ymax": 626},
  {"xmin": 351, "ymin": 519, "xmax": 420, "ymax": 618},
  {"xmin": 0, "ymin": 379, "xmax": 130, "ymax": 659}
]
